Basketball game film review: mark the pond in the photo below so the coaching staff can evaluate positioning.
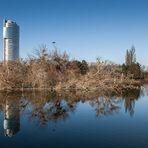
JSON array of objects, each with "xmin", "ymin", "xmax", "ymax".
[{"xmin": 0, "ymin": 85, "xmax": 148, "ymax": 148}]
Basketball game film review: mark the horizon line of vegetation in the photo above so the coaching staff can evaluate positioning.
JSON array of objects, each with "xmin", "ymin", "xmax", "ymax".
[{"xmin": 0, "ymin": 44, "xmax": 148, "ymax": 92}]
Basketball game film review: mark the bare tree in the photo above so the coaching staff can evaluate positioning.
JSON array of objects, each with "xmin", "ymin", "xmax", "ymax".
[{"xmin": 125, "ymin": 45, "xmax": 136, "ymax": 65}]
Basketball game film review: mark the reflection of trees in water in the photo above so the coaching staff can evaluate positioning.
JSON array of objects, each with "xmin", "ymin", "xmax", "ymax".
[
  {"xmin": 122, "ymin": 88, "xmax": 141, "ymax": 117},
  {"xmin": 89, "ymin": 97, "xmax": 122, "ymax": 117},
  {"xmin": 24, "ymin": 91, "xmax": 77, "ymax": 125},
  {"xmin": 89, "ymin": 88, "xmax": 142, "ymax": 117},
  {"xmin": 30, "ymin": 100, "xmax": 77, "ymax": 125},
  {"xmin": 0, "ymin": 87, "xmax": 144, "ymax": 136}
]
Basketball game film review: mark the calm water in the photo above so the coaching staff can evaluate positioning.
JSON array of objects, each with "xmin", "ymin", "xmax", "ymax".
[{"xmin": 0, "ymin": 85, "xmax": 148, "ymax": 148}]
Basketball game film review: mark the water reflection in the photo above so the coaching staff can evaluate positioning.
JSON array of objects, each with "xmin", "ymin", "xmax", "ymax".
[
  {"xmin": 89, "ymin": 96, "xmax": 121, "ymax": 116},
  {"xmin": 30, "ymin": 99, "xmax": 77, "ymax": 125},
  {"xmin": 0, "ymin": 87, "xmax": 144, "ymax": 137},
  {"xmin": 122, "ymin": 88, "xmax": 142, "ymax": 117},
  {"xmin": 1, "ymin": 93, "xmax": 21, "ymax": 137}
]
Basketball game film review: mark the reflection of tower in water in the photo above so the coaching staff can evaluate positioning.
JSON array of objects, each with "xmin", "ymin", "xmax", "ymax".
[{"xmin": 3, "ymin": 98, "xmax": 20, "ymax": 137}]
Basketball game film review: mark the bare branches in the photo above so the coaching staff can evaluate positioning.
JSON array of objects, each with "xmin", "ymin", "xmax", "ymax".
[
  {"xmin": 0, "ymin": 45, "xmax": 136, "ymax": 92},
  {"xmin": 125, "ymin": 45, "xmax": 136, "ymax": 66}
]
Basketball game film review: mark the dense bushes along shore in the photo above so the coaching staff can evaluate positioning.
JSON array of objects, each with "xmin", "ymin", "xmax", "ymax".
[{"xmin": 0, "ymin": 45, "xmax": 145, "ymax": 92}]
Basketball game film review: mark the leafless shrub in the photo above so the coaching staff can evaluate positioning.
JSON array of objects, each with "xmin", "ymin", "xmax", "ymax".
[
  {"xmin": 0, "ymin": 45, "xmax": 135, "ymax": 92},
  {"xmin": 0, "ymin": 60, "xmax": 27, "ymax": 90}
]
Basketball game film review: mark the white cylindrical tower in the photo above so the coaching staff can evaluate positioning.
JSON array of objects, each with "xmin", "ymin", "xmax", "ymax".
[{"xmin": 3, "ymin": 19, "xmax": 19, "ymax": 61}]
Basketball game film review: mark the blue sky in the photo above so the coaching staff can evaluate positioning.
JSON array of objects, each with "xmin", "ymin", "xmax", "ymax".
[{"xmin": 0, "ymin": 0, "xmax": 148, "ymax": 65}]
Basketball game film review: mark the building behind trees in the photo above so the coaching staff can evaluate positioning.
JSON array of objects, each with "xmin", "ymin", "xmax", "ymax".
[{"xmin": 3, "ymin": 20, "xmax": 19, "ymax": 62}]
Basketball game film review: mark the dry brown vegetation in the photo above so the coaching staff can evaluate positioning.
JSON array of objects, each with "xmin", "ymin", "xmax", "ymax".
[{"xmin": 0, "ymin": 45, "xmax": 138, "ymax": 92}]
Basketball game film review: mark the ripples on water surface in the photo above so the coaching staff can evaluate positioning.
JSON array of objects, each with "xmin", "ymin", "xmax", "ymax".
[{"xmin": 0, "ymin": 85, "xmax": 148, "ymax": 148}]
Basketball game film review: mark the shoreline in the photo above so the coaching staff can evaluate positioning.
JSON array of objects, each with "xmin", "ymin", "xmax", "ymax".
[{"xmin": 0, "ymin": 81, "xmax": 143, "ymax": 93}]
